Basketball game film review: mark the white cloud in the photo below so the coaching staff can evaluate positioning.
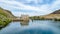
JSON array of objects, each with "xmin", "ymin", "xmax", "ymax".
[
  {"xmin": 51, "ymin": 0, "xmax": 60, "ymax": 10},
  {"xmin": 0, "ymin": 0, "xmax": 40, "ymax": 11},
  {"xmin": 12, "ymin": 11, "xmax": 43, "ymax": 17},
  {"xmin": 0, "ymin": 0, "xmax": 60, "ymax": 16}
]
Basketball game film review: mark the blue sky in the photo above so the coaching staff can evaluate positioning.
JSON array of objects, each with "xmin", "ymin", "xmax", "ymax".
[{"xmin": 0, "ymin": 0, "xmax": 60, "ymax": 17}]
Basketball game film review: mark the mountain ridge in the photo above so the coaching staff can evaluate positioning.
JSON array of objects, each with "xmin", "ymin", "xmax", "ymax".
[{"xmin": 51, "ymin": 9, "xmax": 60, "ymax": 14}]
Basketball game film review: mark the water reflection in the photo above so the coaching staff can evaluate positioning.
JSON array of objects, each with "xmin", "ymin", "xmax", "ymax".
[
  {"xmin": 0, "ymin": 23, "xmax": 9, "ymax": 30},
  {"xmin": 20, "ymin": 21, "xmax": 29, "ymax": 26},
  {"xmin": 0, "ymin": 20, "xmax": 60, "ymax": 34},
  {"xmin": 0, "ymin": 27, "xmax": 3, "ymax": 30}
]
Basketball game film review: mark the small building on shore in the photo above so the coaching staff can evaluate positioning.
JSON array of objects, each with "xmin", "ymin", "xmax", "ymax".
[{"xmin": 20, "ymin": 15, "xmax": 29, "ymax": 21}]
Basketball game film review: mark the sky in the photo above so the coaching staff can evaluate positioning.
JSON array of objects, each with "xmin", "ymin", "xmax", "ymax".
[{"xmin": 0, "ymin": 0, "xmax": 60, "ymax": 17}]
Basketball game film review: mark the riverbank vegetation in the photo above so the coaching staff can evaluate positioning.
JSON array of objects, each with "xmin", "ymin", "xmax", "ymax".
[
  {"xmin": 30, "ymin": 14, "xmax": 60, "ymax": 21},
  {"xmin": 0, "ymin": 14, "xmax": 11, "ymax": 27},
  {"xmin": 0, "ymin": 7, "xmax": 15, "ymax": 28}
]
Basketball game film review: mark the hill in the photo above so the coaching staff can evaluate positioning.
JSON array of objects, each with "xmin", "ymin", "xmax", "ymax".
[
  {"xmin": 51, "ymin": 9, "xmax": 60, "ymax": 14},
  {"xmin": 0, "ymin": 7, "xmax": 15, "ymax": 18},
  {"xmin": 0, "ymin": 7, "xmax": 15, "ymax": 28},
  {"xmin": 30, "ymin": 9, "xmax": 60, "ymax": 20}
]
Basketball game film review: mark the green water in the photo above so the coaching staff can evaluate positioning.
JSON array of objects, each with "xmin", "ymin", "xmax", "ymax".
[{"xmin": 0, "ymin": 20, "xmax": 60, "ymax": 34}]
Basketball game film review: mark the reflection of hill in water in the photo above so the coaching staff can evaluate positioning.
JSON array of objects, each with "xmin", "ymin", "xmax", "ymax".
[
  {"xmin": 20, "ymin": 21, "xmax": 29, "ymax": 26},
  {"xmin": 0, "ymin": 23, "xmax": 9, "ymax": 30}
]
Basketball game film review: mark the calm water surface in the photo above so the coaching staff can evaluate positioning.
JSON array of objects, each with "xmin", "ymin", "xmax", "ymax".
[{"xmin": 0, "ymin": 20, "xmax": 60, "ymax": 34}]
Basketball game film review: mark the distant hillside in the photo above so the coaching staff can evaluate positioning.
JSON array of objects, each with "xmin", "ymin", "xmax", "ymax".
[
  {"xmin": 51, "ymin": 9, "xmax": 60, "ymax": 14},
  {"xmin": 0, "ymin": 7, "xmax": 15, "ymax": 18},
  {"xmin": 30, "ymin": 9, "xmax": 60, "ymax": 20}
]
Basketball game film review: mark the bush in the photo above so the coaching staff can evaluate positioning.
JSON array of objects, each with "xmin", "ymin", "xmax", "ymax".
[{"xmin": 54, "ymin": 18, "xmax": 60, "ymax": 21}]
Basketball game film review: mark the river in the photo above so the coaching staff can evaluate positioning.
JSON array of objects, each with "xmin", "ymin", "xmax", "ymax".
[{"xmin": 0, "ymin": 20, "xmax": 60, "ymax": 34}]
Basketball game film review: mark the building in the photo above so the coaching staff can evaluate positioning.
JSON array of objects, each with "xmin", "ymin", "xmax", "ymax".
[{"xmin": 20, "ymin": 15, "xmax": 29, "ymax": 21}]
